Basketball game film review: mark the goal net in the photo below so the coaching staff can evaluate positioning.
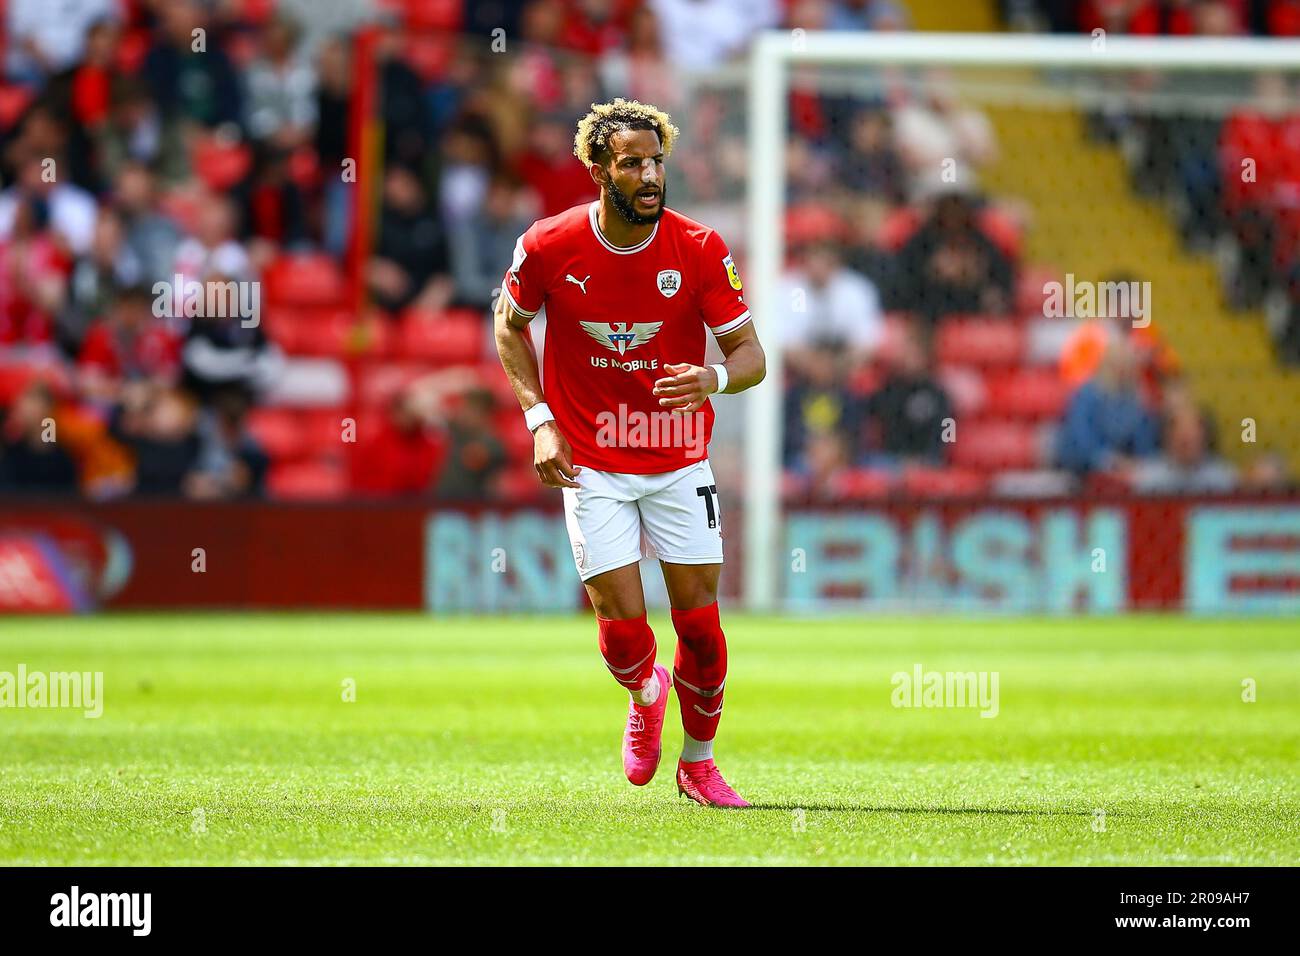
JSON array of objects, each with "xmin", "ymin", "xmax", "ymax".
[{"xmin": 739, "ymin": 32, "xmax": 1300, "ymax": 615}]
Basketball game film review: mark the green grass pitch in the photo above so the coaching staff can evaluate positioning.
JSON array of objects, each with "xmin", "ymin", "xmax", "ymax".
[{"xmin": 1, "ymin": 613, "xmax": 1297, "ymax": 866}]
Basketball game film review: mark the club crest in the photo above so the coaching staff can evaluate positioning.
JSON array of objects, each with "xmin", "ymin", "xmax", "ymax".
[{"xmin": 656, "ymin": 269, "xmax": 682, "ymax": 298}]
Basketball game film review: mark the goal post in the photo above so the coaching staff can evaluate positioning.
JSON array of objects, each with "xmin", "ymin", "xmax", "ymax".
[{"xmin": 742, "ymin": 31, "xmax": 1300, "ymax": 612}]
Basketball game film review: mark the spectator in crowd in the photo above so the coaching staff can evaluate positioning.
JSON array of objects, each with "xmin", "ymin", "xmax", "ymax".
[
  {"xmin": 892, "ymin": 190, "xmax": 1014, "ymax": 321},
  {"xmin": 839, "ymin": 107, "xmax": 906, "ymax": 207},
  {"xmin": 451, "ymin": 177, "xmax": 534, "ymax": 310},
  {"xmin": 4, "ymin": 0, "xmax": 117, "ymax": 84},
  {"xmin": 243, "ymin": 13, "xmax": 317, "ymax": 150},
  {"xmin": 143, "ymin": 0, "xmax": 243, "ymax": 132},
  {"xmin": 244, "ymin": 144, "xmax": 311, "ymax": 255},
  {"xmin": 1057, "ymin": 274, "xmax": 1179, "ymax": 395},
  {"xmin": 802, "ymin": 429, "xmax": 854, "ymax": 502},
  {"xmin": 0, "ymin": 150, "xmax": 99, "ymax": 257},
  {"xmin": 1056, "ymin": 339, "xmax": 1161, "ymax": 475},
  {"xmin": 514, "ymin": 112, "xmax": 597, "ymax": 219},
  {"xmin": 314, "ymin": 35, "xmax": 352, "ymax": 257},
  {"xmin": 112, "ymin": 161, "xmax": 182, "ymax": 285},
  {"xmin": 1130, "ymin": 400, "xmax": 1237, "ymax": 493},
  {"xmin": 648, "ymin": 0, "xmax": 780, "ymax": 70},
  {"xmin": 368, "ymin": 165, "xmax": 452, "ymax": 314},
  {"xmin": 1241, "ymin": 449, "xmax": 1293, "ymax": 491},
  {"xmin": 108, "ymin": 381, "xmax": 201, "ymax": 496},
  {"xmin": 892, "ymin": 72, "xmax": 997, "ymax": 201},
  {"xmin": 436, "ymin": 387, "xmax": 507, "ymax": 500},
  {"xmin": 439, "ymin": 116, "xmax": 499, "ymax": 235},
  {"xmin": 172, "ymin": 194, "xmax": 251, "ymax": 289},
  {"xmin": 0, "ymin": 197, "xmax": 66, "ymax": 347},
  {"xmin": 865, "ymin": 325, "xmax": 953, "ymax": 466},
  {"xmin": 827, "ymin": 0, "xmax": 910, "ymax": 30},
  {"xmin": 1275, "ymin": 260, "xmax": 1300, "ymax": 365},
  {"xmin": 598, "ymin": 3, "xmax": 678, "ymax": 107},
  {"xmin": 782, "ymin": 339, "xmax": 869, "ymax": 468},
  {"xmin": 76, "ymin": 284, "xmax": 181, "ymax": 405},
  {"xmin": 778, "ymin": 238, "xmax": 885, "ymax": 383},
  {"xmin": 350, "ymin": 389, "xmax": 446, "ymax": 497},
  {"xmin": 374, "ymin": 29, "xmax": 433, "ymax": 171},
  {"xmin": 97, "ymin": 78, "xmax": 178, "ymax": 185},
  {"xmin": 0, "ymin": 380, "xmax": 78, "ymax": 492},
  {"xmin": 59, "ymin": 208, "xmax": 143, "ymax": 350},
  {"xmin": 180, "ymin": 305, "xmax": 283, "ymax": 406},
  {"xmin": 186, "ymin": 386, "xmax": 269, "ymax": 499}
]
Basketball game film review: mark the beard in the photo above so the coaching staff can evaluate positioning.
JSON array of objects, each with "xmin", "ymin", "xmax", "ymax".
[{"xmin": 607, "ymin": 180, "xmax": 667, "ymax": 226}]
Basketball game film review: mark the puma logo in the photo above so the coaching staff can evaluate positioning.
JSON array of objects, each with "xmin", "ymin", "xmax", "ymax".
[
  {"xmin": 692, "ymin": 703, "xmax": 723, "ymax": 718},
  {"xmin": 566, "ymin": 274, "xmax": 591, "ymax": 294}
]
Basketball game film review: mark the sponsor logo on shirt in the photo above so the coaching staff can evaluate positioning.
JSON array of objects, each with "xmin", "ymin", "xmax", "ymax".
[
  {"xmin": 723, "ymin": 254, "xmax": 742, "ymax": 291},
  {"xmin": 579, "ymin": 321, "xmax": 663, "ymax": 356}
]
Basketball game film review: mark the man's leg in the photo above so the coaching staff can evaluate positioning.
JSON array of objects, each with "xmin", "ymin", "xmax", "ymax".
[
  {"xmin": 584, "ymin": 563, "xmax": 655, "ymax": 701},
  {"xmin": 660, "ymin": 562, "xmax": 725, "ymax": 758},
  {"xmin": 584, "ymin": 565, "xmax": 673, "ymax": 785},
  {"xmin": 660, "ymin": 561, "xmax": 747, "ymax": 806}
]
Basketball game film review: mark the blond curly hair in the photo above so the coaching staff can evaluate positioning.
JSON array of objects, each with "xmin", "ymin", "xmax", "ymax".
[{"xmin": 573, "ymin": 98, "xmax": 679, "ymax": 168}]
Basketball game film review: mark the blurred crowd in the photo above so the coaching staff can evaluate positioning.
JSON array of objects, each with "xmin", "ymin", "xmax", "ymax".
[{"xmin": 0, "ymin": 0, "xmax": 1294, "ymax": 501}]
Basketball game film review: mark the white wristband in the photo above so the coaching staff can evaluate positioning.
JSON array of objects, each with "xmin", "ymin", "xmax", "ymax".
[
  {"xmin": 710, "ymin": 363, "xmax": 729, "ymax": 395},
  {"xmin": 524, "ymin": 402, "xmax": 554, "ymax": 432}
]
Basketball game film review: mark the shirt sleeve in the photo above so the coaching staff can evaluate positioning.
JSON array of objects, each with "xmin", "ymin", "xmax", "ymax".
[
  {"xmin": 500, "ymin": 224, "xmax": 545, "ymax": 317},
  {"xmin": 699, "ymin": 229, "xmax": 752, "ymax": 336}
]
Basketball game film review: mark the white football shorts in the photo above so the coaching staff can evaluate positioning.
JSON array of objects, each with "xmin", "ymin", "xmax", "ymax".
[{"xmin": 561, "ymin": 458, "xmax": 724, "ymax": 581}]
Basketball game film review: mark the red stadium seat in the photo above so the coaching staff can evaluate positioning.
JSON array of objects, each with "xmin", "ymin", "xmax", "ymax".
[
  {"xmin": 976, "ymin": 205, "xmax": 1023, "ymax": 260},
  {"xmin": 497, "ymin": 464, "xmax": 546, "ymax": 503},
  {"xmin": 949, "ymin": 420, "xmax": 1041, "ymax": 472},
  {"xmin": 115, "ymin": 29, "xmax": 151, "ymax": 74},
  {"xmin": 900, "ymin": 466, "xmax": 988, "ymax": 498},
  {"xmin": 983, "ymin": 368, "xmax": 1070, "ymax": 421},
  {"xmin": 936, "ymin": 363, "xmax": 987, "ymax": 416},
  {"xmin": 292, "ymin": 309, "xmax": 357, "ymax": 358},
  {"xmin": 786, "ymin": 204, "xmax": 849, "ymax": 246},
  {"xmin": 356, "ymin": 362, "xmax": 430, "ymax": 409},
  {"xmin": 0, "ymin": 85, "xmax": 34, "ymax": 131},
  {"xmin": 1016, "ymin": 265, "xmax": 1060, "ymax": 317},
  {"xmin": 875, "ymin": 206, "xmax": 922, "ymax": 251},
  {"xmin": 494, "ymin": 409, "xmax": 536, "ymax": 463},
  {"xmin": 248, "ymin": 408, "xmax": 310, "ymax": 461},
  {"xmin": 267, "ymin": 459, "xmax": 348, "ymax": 500},
  {"xmin": 395, "ymin": 0, "xmax": 464, "ymax": 30},
  {"xmin": 191, "ymin": 135, "xmax": 252, "ymax": 191},
  {"xmin": 935, "ymin": 317, "xmax": 1024, "ymax": 368},
  {"xmin": 397, "ymin": 310, "xmax": 483, "ymax": 365},
  {"xmin": 404, "ymin": 35, "xmax": 456, "ymax": 84},
  {"xmin": 264, "ymin": 255, "xmax": 347, "ymax": 308},
  {"xmin": 829, "ymin": 468, "xmax": 895, "ymax": 500}
]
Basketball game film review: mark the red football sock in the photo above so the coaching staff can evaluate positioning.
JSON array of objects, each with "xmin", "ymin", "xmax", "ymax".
[
  {"xmin": 671, "ymin": 601, "xmax": 728, "ymax": 743},
  {"xmin": 597, "ymin": 612, "xmax": 658, "ymax": 694}
]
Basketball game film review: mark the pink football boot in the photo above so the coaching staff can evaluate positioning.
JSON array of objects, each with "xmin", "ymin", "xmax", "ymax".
[
  {"xmin": 623, "ymin": 664, "xmax": 671, "ymax": 786},
  {"xmin": 676, "ymin": 758, "xmax": 751, "ymax": 808}
]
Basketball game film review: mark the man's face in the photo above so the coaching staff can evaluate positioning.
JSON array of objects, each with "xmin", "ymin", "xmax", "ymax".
[{"xmin": 600, "ymin": 128, "xmax": 666, "ymax": 225}]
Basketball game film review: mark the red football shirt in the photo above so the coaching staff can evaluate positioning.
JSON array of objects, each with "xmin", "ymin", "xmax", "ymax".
[{"xmin": 502, "ymin": 202, "xmax": 752, "ymax": 474}]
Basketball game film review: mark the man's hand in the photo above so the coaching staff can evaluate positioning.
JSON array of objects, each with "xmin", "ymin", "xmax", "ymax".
[
  {"xmin": 653, "ymin": 363, "xmax": 719, "ymax": 414},
  {"xmin": 534, "ymin": 422, "xmax": 582, "ymax": 488}
]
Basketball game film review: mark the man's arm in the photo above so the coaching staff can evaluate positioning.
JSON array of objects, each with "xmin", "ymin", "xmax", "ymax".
[
  {"xmin": 492, "ymin": 292, "xmax": 581, "ymax": 489},
  {"xmin": 653, "ymin": 321, "xmax": 766, "ymax": 413}
]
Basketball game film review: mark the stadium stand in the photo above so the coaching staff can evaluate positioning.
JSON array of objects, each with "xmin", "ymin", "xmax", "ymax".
[{"xmin": 0, "ymin": 0, "xmax": 1295, "ymax": 504}]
